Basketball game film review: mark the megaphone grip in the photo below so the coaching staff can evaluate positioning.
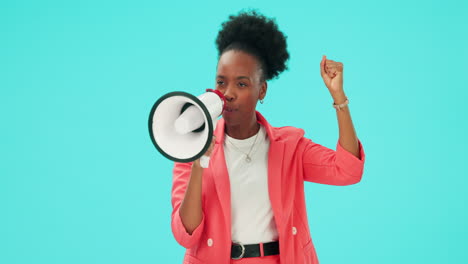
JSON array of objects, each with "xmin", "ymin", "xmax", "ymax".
[{"xmin": 200, "ymin": 155, "xmax": 210, "ymax": 168}]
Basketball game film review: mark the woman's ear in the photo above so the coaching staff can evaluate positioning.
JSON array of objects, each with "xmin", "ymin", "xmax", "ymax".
[{"xmin": 259, "ymin": 81, "xmax": 268, "ymax": 100}]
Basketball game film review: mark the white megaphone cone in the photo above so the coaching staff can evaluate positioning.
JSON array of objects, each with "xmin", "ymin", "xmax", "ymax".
[{"xmin": 148, "ymin": 89, "xmax": 225, "ymax": 162}]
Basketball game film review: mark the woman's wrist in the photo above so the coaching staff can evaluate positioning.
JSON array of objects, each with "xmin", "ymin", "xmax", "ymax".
[
  {"xmin": 192, "ymin": 160, "xmax": 203, "ymax": 170},
  {"xmin": 331, "ymin": 91, "xmax": 347, "ymax": 104}
]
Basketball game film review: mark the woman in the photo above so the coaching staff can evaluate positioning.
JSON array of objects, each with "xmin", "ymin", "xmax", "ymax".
[{"xmin": 171, "ymin": 10, "xmax": 365, "ymax": 264}]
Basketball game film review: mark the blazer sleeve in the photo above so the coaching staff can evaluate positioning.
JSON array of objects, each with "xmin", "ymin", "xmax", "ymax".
[
  {"xmin": 171, "ymin": 161, "xmax": 205, "ymax": 248},
  {"xmin": 301, "ymin": 137, "xmax": 366, "ymax": 185}
]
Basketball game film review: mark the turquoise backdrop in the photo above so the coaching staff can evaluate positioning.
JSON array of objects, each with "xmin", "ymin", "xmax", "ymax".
[{"xmin": 1, "ymin": 0, "xmax": 467, "ymax": 263}]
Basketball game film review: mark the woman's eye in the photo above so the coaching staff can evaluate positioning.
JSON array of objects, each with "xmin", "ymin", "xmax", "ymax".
[
  {"xmin": 216, "ymin": 80, "xmax": 224, "ymax": 85},
  {"xmin": 239, "ymin": 82, "xmax": 247, "ymax": 87}
]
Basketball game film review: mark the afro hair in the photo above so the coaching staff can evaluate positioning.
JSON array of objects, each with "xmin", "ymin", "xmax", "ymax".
[{"xmin": 215, "ymin": 10, "xmax": 289, "ymax": 81}]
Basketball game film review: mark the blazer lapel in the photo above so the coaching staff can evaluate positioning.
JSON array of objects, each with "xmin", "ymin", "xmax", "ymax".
[
  {"xmin": 268, "ymin": 140, "xmax": 285, "ymax": 226},
  {"xmin": 256, "ymin": 112, "xmax": 285, "ymax": 236},
  {"xmin": 210, "ymin": 118, "xmax": 231, "ymax": 240},
  {"xmin": 256, "ymin": 112, "xmax": 287, "ymax": 264}
]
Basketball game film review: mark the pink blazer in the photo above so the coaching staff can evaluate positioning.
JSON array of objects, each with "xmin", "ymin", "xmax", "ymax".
[{"xmin": 171, "ymin": 111, "xmax": 366, "ymax": 264}]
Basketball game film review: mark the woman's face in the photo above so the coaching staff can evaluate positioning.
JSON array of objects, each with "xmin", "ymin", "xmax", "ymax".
[{"xmin": 215, "ymin": 50, "xmax": 266, "ymax": 126}]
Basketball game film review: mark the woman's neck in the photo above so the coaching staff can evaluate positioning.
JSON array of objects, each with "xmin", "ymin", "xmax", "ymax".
[{"xmin": 225, "ymin": 116, "xmax": 260, "ymax": 139}]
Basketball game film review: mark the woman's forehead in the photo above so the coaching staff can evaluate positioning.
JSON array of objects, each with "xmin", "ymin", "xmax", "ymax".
[{"xmin": 216, "ymin": 50, "xmax": 260, "ymax": 78}]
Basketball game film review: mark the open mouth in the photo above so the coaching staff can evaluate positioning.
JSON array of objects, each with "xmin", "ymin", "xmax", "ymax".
[{"xmin": 224, "ymin": 107, "xmax": 237, "ymax": 113}]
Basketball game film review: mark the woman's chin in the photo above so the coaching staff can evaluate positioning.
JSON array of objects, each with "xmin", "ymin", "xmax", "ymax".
[{"xmin": 222, "ymin": 112, "xmax": 238, "ymax": 124}]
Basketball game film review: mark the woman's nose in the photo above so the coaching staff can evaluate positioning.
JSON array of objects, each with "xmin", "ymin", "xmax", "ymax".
[
  {"xmin": 224, "ymin": 93, "xmax": 234, "ymax": 102},
  {"xmin": 223, "ymin": 86, "xmax": 235, "ymax": 102}
]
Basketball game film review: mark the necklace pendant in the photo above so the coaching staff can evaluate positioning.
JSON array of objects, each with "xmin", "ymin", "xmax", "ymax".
[{"xmin": 245, "ymin": 156, "xmax": 252, "ymax": 163}]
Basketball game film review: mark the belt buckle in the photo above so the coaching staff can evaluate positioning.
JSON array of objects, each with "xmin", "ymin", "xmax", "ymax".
[{"xmin": 231, "ymin": 243, "xmax": 245, "ymax": 260}]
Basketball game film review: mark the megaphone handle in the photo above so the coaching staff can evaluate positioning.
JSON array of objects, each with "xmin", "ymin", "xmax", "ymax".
[{"xmin": 200, "ymin": 155, "xmax": 210, "ymax": 168}]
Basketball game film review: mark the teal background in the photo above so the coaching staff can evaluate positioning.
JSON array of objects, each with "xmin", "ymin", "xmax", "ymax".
[{"xmin": 1, "ymin": 0, "xmax": 467, "ymax": 263}]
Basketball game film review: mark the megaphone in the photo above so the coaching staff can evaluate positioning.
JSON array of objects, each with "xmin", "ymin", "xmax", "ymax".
[{"xmin": 148, "ymin": 89, "xmax": 225, "ymax": 162}]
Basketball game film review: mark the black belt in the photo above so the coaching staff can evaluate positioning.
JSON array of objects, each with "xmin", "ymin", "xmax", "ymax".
[{"xmin": 231, "ymin": 241, "xmax": 280, "ymax": 259}]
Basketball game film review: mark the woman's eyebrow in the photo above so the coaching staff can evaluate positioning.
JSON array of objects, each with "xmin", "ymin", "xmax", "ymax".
[
  {"xmin": 216, "ymin": 75, "xmax": 251, "ymax": 81},
  {"xmin": 236, "ymin": 76, "xmax": 250, "ymax": 81}
]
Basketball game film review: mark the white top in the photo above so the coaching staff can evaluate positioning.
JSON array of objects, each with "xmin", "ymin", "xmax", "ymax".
[{"xmin": 223, "ymin": 124, "xmax": 279, "ymax": 244}]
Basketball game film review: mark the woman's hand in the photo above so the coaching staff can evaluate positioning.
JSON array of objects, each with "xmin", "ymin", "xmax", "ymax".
[
  {"xmin": 320, "ymin": 55, "xmax": 344, "ymax": 96},
  {"xmin": 193, "ymin": 136, "xmax": 216, "ymax": 168}
]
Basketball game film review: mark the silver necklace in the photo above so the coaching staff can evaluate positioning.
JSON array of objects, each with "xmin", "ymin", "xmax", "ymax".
[{"xmin": 226, "ymin": 128, "xmax": 260, "ymax": 163}]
